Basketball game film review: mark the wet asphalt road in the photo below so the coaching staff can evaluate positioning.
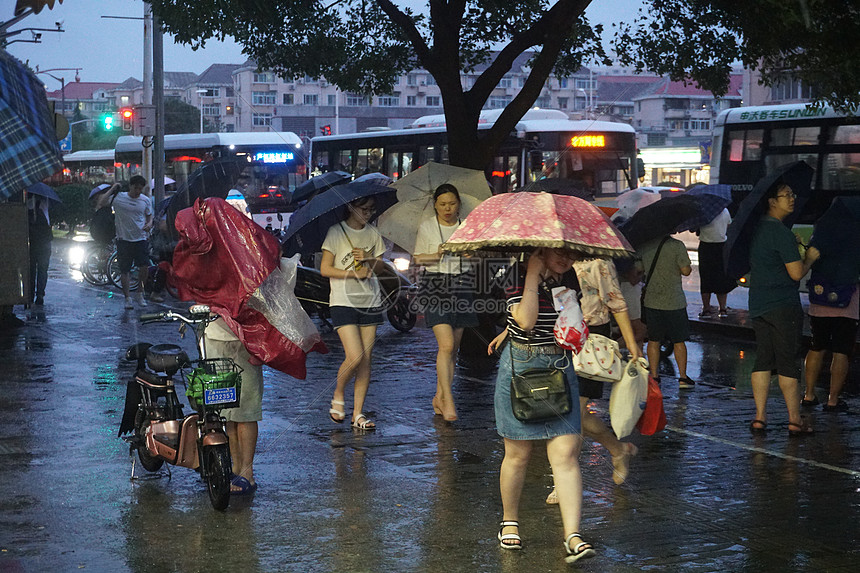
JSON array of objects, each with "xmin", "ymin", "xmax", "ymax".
[{"xmin": 1, "ymin": 239, "xmax": 859, "ymax": 572}]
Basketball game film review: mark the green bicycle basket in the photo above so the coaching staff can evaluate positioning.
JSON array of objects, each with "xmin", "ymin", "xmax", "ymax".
[{"xmin": 185, "ymin": 358, "xmax": 243, "ymax": 409}]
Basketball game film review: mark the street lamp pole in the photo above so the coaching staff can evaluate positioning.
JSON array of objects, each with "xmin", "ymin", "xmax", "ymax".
[
  {"xmin": 196, "ymin": 89, "xmax": 207, "ymax": 133},
  {"xmin": 35, "ymin": 67, "xmax": 82, "ymax": 118}
]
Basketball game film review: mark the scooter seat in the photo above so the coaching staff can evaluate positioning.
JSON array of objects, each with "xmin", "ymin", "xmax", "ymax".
[{"xmin": 146, "ymin": 344, "xmax": 190, "ymax": 375}]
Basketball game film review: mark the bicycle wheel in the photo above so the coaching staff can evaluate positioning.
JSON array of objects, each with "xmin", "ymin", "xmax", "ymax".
[
  {"xmin": 107, "ymin": 252, "xmax": 142, "ymax": 291},
  {"xmin": 202, "ymin": 443, "xmax": 231, "ymax": 511},
  {"xmin": 81, "ymin": 244, "xmax": 112, "ymax": 286}
]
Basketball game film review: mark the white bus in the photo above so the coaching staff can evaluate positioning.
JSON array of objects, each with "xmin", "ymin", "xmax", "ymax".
[
  {"xmin": 710, "ymin": 103, "xmax": 860, "ymax": 220},
  {"xmin": 310, "ymin": 108, "xmax": 640, "ymax": 197},
  {"xmin": 114, "ymin": 131, "xmax": 308, "ymax": 215}
]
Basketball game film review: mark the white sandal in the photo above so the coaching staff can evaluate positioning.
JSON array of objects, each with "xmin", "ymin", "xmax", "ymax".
[
  {"xmin": 329, "ymin": 399, "xmax": 346, "ymax": 423},
  {"xmin": 564, "ymin": 532, "xmax": 596, "ymax": 563},
  {"xmin": 497, "ymin": 520, "xmax": 522, "ymax": 550},
  {"xmin": 351, "ymin": 413, "xmax": 376, "ymax": 431}
]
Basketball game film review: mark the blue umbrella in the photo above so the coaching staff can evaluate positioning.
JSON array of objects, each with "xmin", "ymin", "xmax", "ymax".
[
  {"xmin": 282, "ymin": 180, "xmax": 397, "ymax": 256},
  {"xmin": 0, "ymin": 50, "xmax": 63, "ymax": 199},
  {"xmin": 672, "ymin": 187, "xmax": 732, "ymax": 232},
  {"xmin": 26, "ymin": 182, "xmax": 62, "ymax": 204},
  {"xmin": 686, "ymin": 183, "xmax": 732, "ymax": 203},
  {"xmin": 808, "ymin": 196, "xmax": 860, "ymax": 285}
]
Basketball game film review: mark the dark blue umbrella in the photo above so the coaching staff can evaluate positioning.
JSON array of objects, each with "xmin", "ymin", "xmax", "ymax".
[
  {"xmin": 672, "ymin": 188, "xmax": 731, "ymax": 232},
  {"xmin": 282, "ymin": 181, "xmax": 397, "ymax": 256},
  {"xmin": 26, "ymin": 182, "xmax": 61, "ymax": 203},
  {"xmin": 290, "ymin": 170, "xmax": 352, "ymax": 203},
  {"xmin": 724, "ymin": 161, "xmax": 814, "ymax": 280},
  {"xmin": 0, "ymin": 50, "xmax": 63, "ymax": 199},
  {"xmin": 686, "ymin": 183, "xmax": 731, "ymax": 203}
]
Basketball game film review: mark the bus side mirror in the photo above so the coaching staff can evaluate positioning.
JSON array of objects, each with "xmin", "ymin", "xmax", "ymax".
[{"xmin": 637, "ymin": 157, "xmax": 646, "ymax": 179}]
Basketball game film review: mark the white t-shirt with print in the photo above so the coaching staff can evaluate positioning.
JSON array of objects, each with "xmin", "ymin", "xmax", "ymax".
[
  {"xmin": 414, "ymin": 216, "xmax": 470, "ymax": 275},
  {"xmin": 321, "ymin": 222, "xmax": 386, "ymax": 308},
  {"xmin": 113, "ymin": 192, "xmax": 153, "ymax": 242}
]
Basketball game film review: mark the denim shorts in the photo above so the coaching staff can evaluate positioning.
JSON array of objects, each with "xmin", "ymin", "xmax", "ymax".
[
  {"xmin": 420, "ymin": 272, "xmax": 479, "ymax": 329},
  {"xmin": 494, "ymin": 342, "xmax": 582, "ymax": 440},
  {"xmin": 330, "ymin": 305, "xmax": 383, "ymax": 329}
]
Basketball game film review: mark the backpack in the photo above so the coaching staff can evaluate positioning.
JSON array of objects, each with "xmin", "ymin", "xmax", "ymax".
[{"xmin": 90, "ymin": 192, "xmax": 117, "ymax": 244}]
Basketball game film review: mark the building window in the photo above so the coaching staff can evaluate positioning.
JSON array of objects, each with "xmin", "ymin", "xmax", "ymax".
[
  {"xmin": 253, "ymin": 113, "xmax": 272, "ymax": 126},
  {"xmin": 406, "ymin": 95, "xmax": 417, "ymax": 106},
  {"xmin": 574, "ymin": 78, "xmax": 596, "ymax": 90},
  {"xmin": 557, "ymin": 97, "xmax": 568, "ymax": 110},
  {"xmin": 303, "ymin": 94, "xmax": 319, "ymax": 106},
  {"xmin": 535, "ymin": 96, "xmax": 551, "ymax": 108},
  {"xmin": 487, "ymin": 96, "xmax": 511, "ymax": 108},
  {"xmin": 346, "ymin": 93, "xmax": 369, "ymax": 106},
  {"xmin": 499, "ymin": 77, "xmax": 512, "ymax": 88},
  {"xmin": 518, "ymin": 77, "xmax": 526, "ymax": 87},
  {"xmin": 425, "ymin": 75, "xmax": 437, "ymax": 86},
  {"xmin": 407, "ymin": 74, "xmax": 417, "ymax": 86},
  {"xmin": 302, "ymin": 75, "xmax": 318, "ymax": 84},
  {"xmin": 616, "ymin": 105, "xmax": 634, "ymax": 116},
  {"xmin": 225, "ymin": 87, "xmax": 234, "ymax": 97},
  {"xmin": 252, "ymin": 91, "xmax": 276, "ymax": 105},
  {"xmin": 425, "ymin": 95, "xmax": 441, "ymax": 107},
  {"xmin": 253, "ymin": 72, "xmax": 276, "ymax": 83},
  {"xmin": 559, "ymin": 77, "xmax": 569, "ymax": 89},
  {"xmin": 283, "ymin": 93, "xmax": 294, "ymax": 105},
  {"xmin": 327, "ymin": 94, "xmax": 336, "ymax": 106},
  {"xmin": 198, "ymin": 88, "xmax": 219, "ymax": 97},
  {"xmin": 202, "ymin": 104, "xmax": 220, "ymax": 116},
  {"xmin": 92, "ymin": 102, "xmax": 109, "ymax": 112},
  {"xmin": 377, "ymin": 95, "xmax": 400, "ymax": 107},
  {"xmin": 689, "ymin": 119, "xmax": 710, "ymax": 131},
  {"xmin": 648, "ymin": 133, "xmax": 667, "ymax": 146}
]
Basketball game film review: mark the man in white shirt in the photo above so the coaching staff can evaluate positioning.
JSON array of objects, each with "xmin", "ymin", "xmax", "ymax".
[{"xmin": 113, "ymin": 175, "xmax": 153, "ymax": 309}]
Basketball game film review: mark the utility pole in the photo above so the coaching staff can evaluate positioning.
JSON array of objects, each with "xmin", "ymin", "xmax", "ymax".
[
  {"xmin": 142, "ymin": 4, "xmax": 153, "ymax": 190},
  {"xmin": 152, "ymin": 12, "xmax": 165, "ymax": 207}
]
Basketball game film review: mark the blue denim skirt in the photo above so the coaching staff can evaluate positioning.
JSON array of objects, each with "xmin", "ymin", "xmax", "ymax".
[{"xmin": 494, "ymin": 342, "xmax": 582, "ymax": 440}]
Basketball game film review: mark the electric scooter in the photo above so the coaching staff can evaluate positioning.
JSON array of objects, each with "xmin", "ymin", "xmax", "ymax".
[{"xmin": 118, "ymin": 304, "xmax": 241, "ymax": 511}]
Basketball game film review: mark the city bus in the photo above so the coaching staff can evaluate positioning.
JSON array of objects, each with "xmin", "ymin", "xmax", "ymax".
[
  {"xmin": 58, "ymin": 148, "xmax": 116, "ymax": 186},
  {"xmin": 114, "ymin": 132, "xmax": 308, "ymax": 217},
  {"xmin": 710, "ymin": 103, "xmax": 860, "ymax": 221},
  {"xmin": 310, "ymin": 108, "xmax": 640, "ymax": 197}
]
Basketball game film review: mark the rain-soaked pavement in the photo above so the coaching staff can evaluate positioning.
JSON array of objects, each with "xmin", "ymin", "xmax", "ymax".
[{"xmin": 1, "ymin": 238, "xmax": 859, "ymax": 572}]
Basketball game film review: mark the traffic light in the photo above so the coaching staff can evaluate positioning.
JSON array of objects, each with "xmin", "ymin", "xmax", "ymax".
[
  {"xmin": 320, "ymin": 125, "xmax": 331, "ymax": 136},
  {"xmin": 121, "ymin": 108, "xmax": 134, "ymax": 132},
  {"xmin": 102, "ymin": 113, "xmax": 114, "ymax": 131}
]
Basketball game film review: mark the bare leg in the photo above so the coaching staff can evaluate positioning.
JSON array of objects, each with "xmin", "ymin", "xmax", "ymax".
[
  {"xmin": 121, "ymin": 271, "xmax": 131, "ymax": 300},
  {"xmin": 777, "ymin": 374, "xmax": 803, "ymax": 427},
  {"xmin": 500, "ymin": 438, "xmax": 533, "ymax": 547},
  {"xmin": 827, "ymin": 353, "xmax": 850, "ymax": 406},
  {"xmin": 227, "ymin": 421, "xmax": 258, "ymax": 489},
  {"xmin": 432, "ymin": 324, "xmax": 463, "ymax": 421},
  {"xmin": 700, "ymin": 292, "xmax": 712, "ymax": 313},
  {"xmin": 579, "ymin": 397, "xmax": 636, "ymax": 484},
  {"xmin": 647, "ymin": 341, "xmax": 660, "ymax": 379},
  {"xmin": 716, "ymin": 293, "xmax": 728, "ymax": 312},
  {"xmin": 674, "ymin": 342, "xmax": 688, "ymax": 379},
  {"xmin": 751, "ymin": 370, "xmax": 772, "ymax": 424},
  {"xmin": 803, "ymin": 349, "xmax": 825, "ymax": 402},
  {"xmin": 351, "ymin": 325, "xmax": 378, "ymax": 424},
  {"xmin": 546, "ymin": 434, "xmax": 587, "ymax": 547}
]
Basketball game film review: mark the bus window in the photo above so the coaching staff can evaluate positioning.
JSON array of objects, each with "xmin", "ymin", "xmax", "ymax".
[
  {"xmin": 337, "ymin": 150, "xmax": 352, "ymax": 173},
  {"xmin": 727, "ymin": 129, "xmax": 763, "ymax": 162},
  {"xmin": 822, "ymin": 153, "xmax": 860, "ymax": 190},
  {"xmin": 316, "ymin": 151, "xmax": 330, "ymax": 172},
  {"xmin": 419, "ymin": 146, "xmax": 434, "ymax": 165},
  {"xmin": 387, "ymin": 153, "xmax": 400, "ymax": 179},
  {"xmin": 765, "ymin": 155, "xmax": 818, "ymax": 188},
  {"xmin": 830, "ymin": 124, "xmax": 860, "ymax": 145},
  {"xmin": 771, "ymin": 126, "xmax": 820, "ymax": 146},
  {"xmin": 439, "ymin": 145, "xmax": 449, "ymax": 165},
  {"xmin": 401, "ymin": 152, "xmax": 413, "ymax": 177}
]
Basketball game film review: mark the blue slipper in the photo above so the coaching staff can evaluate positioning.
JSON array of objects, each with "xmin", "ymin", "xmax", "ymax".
[{"xmin": 231, "ymin": 475, "xmax": 258, "ymax": 495}]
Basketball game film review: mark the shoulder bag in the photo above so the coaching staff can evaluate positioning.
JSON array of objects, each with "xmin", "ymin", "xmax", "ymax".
[
  {"xmin": 572, "ymin": 332, "xmax": 624, "ymax": 382},
  {"xmin": 640, "ymin": 236, "xmax": 669, "ymax": 325},
  {"xmin": 90, "ymin": 191, "xmax": 118, "ymax": 244},
  {"xmin": 807, "ymin": 274, "xmax": 857, "ymax": 308},
  {"xmin": 509, "ymin": 345, "xmax": 572, "ymax": 423}
]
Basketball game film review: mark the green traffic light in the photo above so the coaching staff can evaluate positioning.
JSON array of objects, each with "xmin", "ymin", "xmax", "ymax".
[{"xmin": 103, "ymin": 115, "xmax": 114, "ymax": 130}]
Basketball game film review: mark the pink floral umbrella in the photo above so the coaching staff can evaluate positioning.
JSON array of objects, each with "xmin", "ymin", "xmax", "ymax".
[{"xmin": 442, "ymin": 192, "xmax": 633, "ymax": 257}]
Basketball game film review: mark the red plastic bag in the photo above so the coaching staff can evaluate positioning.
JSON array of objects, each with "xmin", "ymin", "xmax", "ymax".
[{"xmin": 636, "ymin": 375, "xmax": 666, "ymax": 435}]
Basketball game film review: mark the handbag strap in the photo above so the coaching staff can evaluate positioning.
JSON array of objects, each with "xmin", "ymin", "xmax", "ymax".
[{"xmin": 643, "ymin": 236, "xmax": 669, "ymax": 292}]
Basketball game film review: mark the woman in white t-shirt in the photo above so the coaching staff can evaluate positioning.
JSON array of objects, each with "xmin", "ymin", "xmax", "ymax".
[
  {"xmin": 412, "ymin": 184, "xmax": 478, "ymax": 421},
  {"xmin": 320, "ymin": 197, "xmax": 387, "ymax": 430}
]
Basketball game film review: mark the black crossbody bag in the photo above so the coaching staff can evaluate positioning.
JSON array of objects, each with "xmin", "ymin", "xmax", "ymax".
[{"xmin": 640, "ymin": 236, "xmax": 669, "ymax": 325}]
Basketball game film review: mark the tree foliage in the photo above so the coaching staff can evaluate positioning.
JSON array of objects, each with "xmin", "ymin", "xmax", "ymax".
[
  {"xmin": 146, "ymin": 0, "xmax": 860, "ymax": 169},
  {"xmin": 52, "ymin": 184, "xmax": 91, "ymax": 231}
]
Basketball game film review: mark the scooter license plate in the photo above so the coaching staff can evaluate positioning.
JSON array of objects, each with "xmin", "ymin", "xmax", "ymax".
[{"xmin": 204, "ymin": 386, "xmax": 237, "ymax": 405}]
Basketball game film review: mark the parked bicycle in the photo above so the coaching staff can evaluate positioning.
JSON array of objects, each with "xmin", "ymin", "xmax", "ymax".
[{"xmin": 118, "ymin": 305, "xmax": 241, "ymax": 510}]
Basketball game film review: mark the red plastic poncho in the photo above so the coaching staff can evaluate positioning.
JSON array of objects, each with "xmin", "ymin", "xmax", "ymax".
[{"xmin": 169, "ymin": 197, "xmax": 327, "ymax": 379}]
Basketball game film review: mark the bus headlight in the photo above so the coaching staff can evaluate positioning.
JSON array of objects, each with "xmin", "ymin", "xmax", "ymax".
[{"xmin": 392, "ymin": 257, "xmax": 410, "ymax": 272}]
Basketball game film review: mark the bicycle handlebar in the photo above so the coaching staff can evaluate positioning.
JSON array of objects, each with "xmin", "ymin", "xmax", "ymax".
[{"xmin": 138, "ymin": 304, "xmax": 216, "ymax": 327}]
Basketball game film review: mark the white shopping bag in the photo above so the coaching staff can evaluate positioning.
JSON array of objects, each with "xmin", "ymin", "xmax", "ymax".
[{"xmin": 609, "ymin": 357, "xmax": 649, "ymax": 439}]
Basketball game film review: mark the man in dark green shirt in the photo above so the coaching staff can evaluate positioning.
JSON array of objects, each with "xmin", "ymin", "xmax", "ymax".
[{"xmin": 748, "ymin": 183, "xmax": 819, "ymax": 436}]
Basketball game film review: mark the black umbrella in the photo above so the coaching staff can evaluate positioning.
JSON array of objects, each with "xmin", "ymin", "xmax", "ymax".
[
  {"xmin": 166, "ymin": 157, "xmax": 243, "ymax": 240},
  {"xmin": 724, "ymin": 161, "xmax": 814, "ymax": 280},
  {"xmin": 617, "ymin": 194, "xmax": 701, "ymax": 248},
  {"xmin": 808, "ymin": 196, "xmax": 860, "ymax": 284},
  {"xmin": 290, "ymin": 170, "xmax": 352, "ymax": 203},
  {"xmin": 281, "ymin": 180, "xmax": 398, "ymax": 256}
]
